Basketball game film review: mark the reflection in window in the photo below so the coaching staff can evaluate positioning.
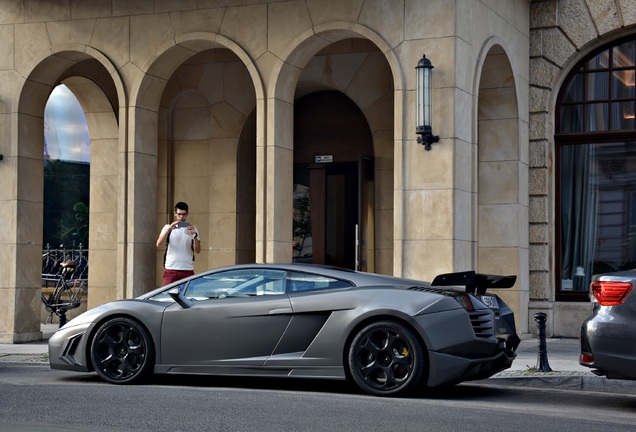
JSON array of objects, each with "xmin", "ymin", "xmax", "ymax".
[
  {"xmin": 557, "ymin": 36, "xmax": 636, "ymax": 300},
  {"xmin": 293, "ymin": 166, "xmax": 313, "ymax": 263},
  {"xmin": 287, "ymin": 271, "xmax": 353, "ymax": 292},
  {"xmin": 560, "ymin": 142, "xmax": 636, "ymax": 292},
  {"xmin": 148, "ymin": 282, "xmax": 186, "ymax": 302},
  {"xmin": 183, "ymin": 269, "xmax": 286, "ymax": 299},
  {"xmin": 559, "ymin": 39, "xmax": 636, "ymax": 134}
]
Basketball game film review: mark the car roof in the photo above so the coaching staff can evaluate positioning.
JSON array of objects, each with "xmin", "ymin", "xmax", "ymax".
[{"xmin": 203, "ymin": 263, "xmax": 429, "ymax": 287}]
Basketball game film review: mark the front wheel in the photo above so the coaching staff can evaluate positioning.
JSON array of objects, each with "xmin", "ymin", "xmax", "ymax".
[
  {"xmin": 90, "ymin": 317, "xmax": 155, "ymax": 384},
  {"xmin": 348, "ymin": 321, "xmax": 426, "ymax": 396}
]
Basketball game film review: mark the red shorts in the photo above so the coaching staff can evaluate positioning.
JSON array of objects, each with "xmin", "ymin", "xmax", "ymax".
[{"xmin": 163, "ymin": 269, "xmax": 194, "ymax": 286}]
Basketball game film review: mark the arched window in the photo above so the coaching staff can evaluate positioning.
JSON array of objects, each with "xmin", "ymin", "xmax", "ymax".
[
  {"xmin": 43, "ymin": 84, "xmax": 90, "ymax": 248},
  {"xmin": 556, "ymin": 35, "xmax": 636, "ymax": 301}
]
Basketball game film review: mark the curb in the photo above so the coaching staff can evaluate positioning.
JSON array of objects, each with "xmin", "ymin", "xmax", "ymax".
[
  {"xmin": 0, "ymin": 354, "xmax": 48, "ymax": 363},
  {"xmin": 479, "ymin": 374, "xmax": 636, "ymax": 395}
]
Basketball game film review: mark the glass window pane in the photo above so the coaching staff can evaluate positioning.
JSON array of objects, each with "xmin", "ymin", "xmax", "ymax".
[
  {"xmin": 560, "ymin": 142, "xmax": 636, "ymax": 293},
  {"xmin": 587, "ymin": 49, "xmax": 609, "ymax": 70},
  {"xmin": 611, "ymin": 101, "xmax": 635, "ymax": 130},
  {"xmin": 559, "ymin": 105, "xmax": 583, "ymax": 133},
  {"xmin": 287, "ymin": 271, "xmax": 353, "ymax": 292},
  {"xmin": 293, "ymin": 166, "xmax": 313, "ymax": 263},
  {"xmin": 612, "ymin": 40, "xmax": 635, "ymax": 68},
  {"xmin": 586, "ymin": 103, "xmax": 608, "ymax": 131},
  {"xmin": 562, "ymin": 73, "xmax": 584, "ymax": 102},
  {"xmin": 585, "ymin": 72, "xmax": 609, "ymax": 100},
  {"xmin": 611, "ymin": 70, "xmax": 635, "ymax": 98},
  {"xmin": 183, "ymin": 269, "xmax": 286, "ymax": 299}
]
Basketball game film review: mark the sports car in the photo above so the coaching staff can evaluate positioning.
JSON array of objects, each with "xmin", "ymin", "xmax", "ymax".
[
  {"xmin": 580, "ymin": 269, "xmax": 636, "ymax": 380},
  {"xmin": 49, "ymin": 263, "xmax": 520, "ymax": 396}
]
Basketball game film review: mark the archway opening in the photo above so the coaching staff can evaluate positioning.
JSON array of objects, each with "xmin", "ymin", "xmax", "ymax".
[
  {"xmin": 43, "ymin": 84, "xmax": 90, "ymax": 250},
  {"xmin": 477, "ymin": 45, "xmax": 525, "ymax": 330}
]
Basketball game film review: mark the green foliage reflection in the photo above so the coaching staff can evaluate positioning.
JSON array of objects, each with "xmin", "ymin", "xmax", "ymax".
[{"xmin": 43, "ymin": 160, "xmax": 90, "ymax": 247}]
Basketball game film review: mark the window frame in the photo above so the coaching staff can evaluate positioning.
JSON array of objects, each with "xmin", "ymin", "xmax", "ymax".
[{"xmin": 555, "ymin": 35, "xmax": 636, "ymax": 302}]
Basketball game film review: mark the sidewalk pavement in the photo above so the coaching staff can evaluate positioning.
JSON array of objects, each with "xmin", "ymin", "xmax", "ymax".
[
  {"xmin": 1, "ymin": 326, "xmax": 636, "ymax": 395},
  {"xmin": 486, "ymin": 337, "xmax": 636, "ymax": 395}
]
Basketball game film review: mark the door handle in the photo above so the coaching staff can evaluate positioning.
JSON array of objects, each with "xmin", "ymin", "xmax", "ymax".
[{"xmin": 269, "ymin": 308, "xmax": 292, "ymax": 315}]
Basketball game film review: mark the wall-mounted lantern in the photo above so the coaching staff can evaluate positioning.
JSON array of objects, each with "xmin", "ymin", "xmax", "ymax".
[{"xmin": 415, "ymin": 54, "xmax": 439, "ymax": 151}]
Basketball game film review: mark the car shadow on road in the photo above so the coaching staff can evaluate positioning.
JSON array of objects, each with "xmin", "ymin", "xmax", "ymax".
[
  {"xmin": 52, "ymin": 370, "xmax": 515, "ymax": 400},
  {"xmin": 152, "ymin": 374, "xmax": 361, "ymax": 394}
]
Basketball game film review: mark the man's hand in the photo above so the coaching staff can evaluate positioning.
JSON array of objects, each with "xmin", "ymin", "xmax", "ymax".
[{"xmin": 186, "ymin": 225, "xmax": 196, "ymax": 237}]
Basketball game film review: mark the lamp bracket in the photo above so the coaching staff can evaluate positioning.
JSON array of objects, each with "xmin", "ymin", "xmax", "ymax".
[{"xmin": 417, "ymin": 133, "xmax": 439, "ymax": 151}]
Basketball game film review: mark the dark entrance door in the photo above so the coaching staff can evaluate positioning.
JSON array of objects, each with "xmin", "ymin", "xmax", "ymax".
[{"xmin": 292, "ymin": 91, "xmax": 374, "ymax": 270}]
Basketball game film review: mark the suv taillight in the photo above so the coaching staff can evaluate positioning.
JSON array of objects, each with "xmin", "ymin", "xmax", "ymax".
[{"xmin": 591, "ymin": 281, "xmax": 633, "ymax": 306}]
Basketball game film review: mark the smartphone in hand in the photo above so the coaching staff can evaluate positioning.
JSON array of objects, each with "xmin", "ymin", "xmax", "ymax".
[{"xmin": 176, "ymin": 221, "xmax": 191, "ymax": 228}]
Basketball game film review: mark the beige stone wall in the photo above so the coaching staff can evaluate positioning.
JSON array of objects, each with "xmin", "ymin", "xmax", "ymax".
[
  {"xmin": 155, "ymin": 49, "xmax": 256, "ymax": 284},
  {"xmin": 528, "ymin": 0, "xmax": 636, "ymax": 337},
  {"xmin": 0, "ymin": 0, "xmax": 531, "ymax": 341}
]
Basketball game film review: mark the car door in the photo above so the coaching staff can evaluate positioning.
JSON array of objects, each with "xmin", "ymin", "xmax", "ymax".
[
  {"xmin": 160, "ymin": 269, "xmax": 292, "ymax": 367},
  {"xmin": 264, "ymin": 271, "xmax": 356, "ymax": 368}
]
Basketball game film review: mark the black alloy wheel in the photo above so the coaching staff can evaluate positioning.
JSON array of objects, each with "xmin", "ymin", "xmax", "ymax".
[
  {"xmin": 348, "ymin": 320, "xmax": 425, "ymax": 396},
  {"xmin": 90, "ymin": 317, "xmax": 155, "ymax": 384}
]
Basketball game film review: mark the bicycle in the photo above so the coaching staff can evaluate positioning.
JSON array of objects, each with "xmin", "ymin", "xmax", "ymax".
[{"xmin": 41, "ymin": 261, "xmax": 88, "ymax": 327}]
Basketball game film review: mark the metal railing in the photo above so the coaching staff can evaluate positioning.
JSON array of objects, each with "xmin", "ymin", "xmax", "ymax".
[{"xmin": 42, "ymin": 244, "xmax": 89, "ymax": 283}]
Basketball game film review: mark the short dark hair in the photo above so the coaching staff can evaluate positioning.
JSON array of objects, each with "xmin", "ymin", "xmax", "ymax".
[{"xmin": 174, "ymin": 202, "xmax": 189, "ymax": 212}]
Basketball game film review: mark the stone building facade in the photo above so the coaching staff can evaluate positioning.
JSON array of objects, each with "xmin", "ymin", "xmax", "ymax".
[
  {"xmin": 0, "ymin": 0, "xmax": 634, "ymax": 343},
  {"xmin": 529, "ymin": 0, "xmax": 636, "ymax": 335}
]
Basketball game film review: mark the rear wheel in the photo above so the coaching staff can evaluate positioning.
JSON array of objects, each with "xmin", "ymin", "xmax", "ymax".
[
  {"xmin": 90, "ymin": 317, "xmax": 155, "ymax": 384},
  {"xmin": 348, "ymin": 320, "xmax": 425, "ymax": 396}
]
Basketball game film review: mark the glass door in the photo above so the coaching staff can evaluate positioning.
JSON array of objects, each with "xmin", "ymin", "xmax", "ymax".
[{"xmin": 293, "ymin": 157, "xmax": 373, "ymax": 270}]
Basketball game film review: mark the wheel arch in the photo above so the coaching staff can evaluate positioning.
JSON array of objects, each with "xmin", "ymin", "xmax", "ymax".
[
  {"xmin": 84, "ymin": 313, "xmax": 159, "ymax": 372},
  {"xmin": 341, "ymin": 314, "xmax": 430, "ymax": 382}
]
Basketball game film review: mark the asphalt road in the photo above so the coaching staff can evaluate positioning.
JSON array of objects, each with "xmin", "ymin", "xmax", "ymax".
[{"xmin": 1, "ymin": 363, "xmax": 635, "ymax": 432}]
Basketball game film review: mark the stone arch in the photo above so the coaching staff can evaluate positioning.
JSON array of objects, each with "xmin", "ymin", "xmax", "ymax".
[
  {"xmin": 263, "ymin": 23, "xmax": 402, "ymax": 270},
  {"xmin": 476, "ymin": 41, "xmax": 528, "ymax": 333},
  {"xmin": 129, "ymin": 34, "xmax": 262, "ymax": 294},
  {"xmin": 8, "ymin": 48, "xmax": 122, "ymax": 342},
  {"xmin": 61, "ymin": 75, "xmax": 120, "ymax": 309}
]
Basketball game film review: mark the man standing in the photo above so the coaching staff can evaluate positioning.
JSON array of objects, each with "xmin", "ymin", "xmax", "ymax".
[{"xmin": 156, "ymin": 202, "xmax": 201, "ymax": 285}]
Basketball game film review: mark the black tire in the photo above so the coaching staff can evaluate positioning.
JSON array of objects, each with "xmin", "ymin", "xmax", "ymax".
[
  {"xmin": 90, "ymin": 317, "xmax": 155, "ymax": 384},
  {"xmin": 348, "ymin": 320, "xmax": 426, "ymax": 396}
]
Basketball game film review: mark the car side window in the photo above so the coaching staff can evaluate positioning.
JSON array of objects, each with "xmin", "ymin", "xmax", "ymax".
[
  {"xmin": 147, "ymin": 282, "xmax": 186, "ymax": 302},
  {"xmin": 184, "ymin": 269, "xmax": 286, "ymax": 300},
  {"xmin": 287, "ymin": 271, "xmax": 353, "ymax": 292}
]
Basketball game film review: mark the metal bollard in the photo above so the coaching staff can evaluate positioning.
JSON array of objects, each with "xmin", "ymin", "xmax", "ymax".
[
  {"xmin": 534, "ymin": 312, "xmax": 552, "ymax": 372},
  {"xmin": 57, "ymin": 307, "xmax": 68, "ymax": 328}
]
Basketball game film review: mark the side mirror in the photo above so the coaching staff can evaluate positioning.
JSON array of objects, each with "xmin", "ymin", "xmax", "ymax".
[{"xmin": 168, "ymin": 288, "xmax": 194, "ymax": 309}]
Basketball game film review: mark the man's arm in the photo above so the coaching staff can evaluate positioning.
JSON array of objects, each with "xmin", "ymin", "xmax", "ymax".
[
  {"xmin": 156, "ymin": 224, "xmax": 175, "ymax": 248},
  {"xmin": 185, "ymin": 225, "xmax": 202, "ymax": 253},
  {"xmin": 193, "ymin": 233, "xmax": 201, "ymax": 254}
]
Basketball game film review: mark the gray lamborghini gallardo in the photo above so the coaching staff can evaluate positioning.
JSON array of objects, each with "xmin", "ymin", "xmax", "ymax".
[{"xmin": 49, "ymin": 264, "xmax": 520, "ymax": 396}]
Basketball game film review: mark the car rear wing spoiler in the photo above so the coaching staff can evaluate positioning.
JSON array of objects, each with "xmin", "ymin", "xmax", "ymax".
[{"xmin": 431, "ymin": 271, "xmax": 517, "ymax": 296}]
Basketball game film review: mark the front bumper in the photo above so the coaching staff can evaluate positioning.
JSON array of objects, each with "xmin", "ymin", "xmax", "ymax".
[{"xmin": 48, "ymin": 322, "xmax": 93, "ymax": 372}]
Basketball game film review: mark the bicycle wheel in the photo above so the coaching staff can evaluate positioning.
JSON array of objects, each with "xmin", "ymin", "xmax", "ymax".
[{"xmin": 54, "ymin": 279, "xmax": 87, "ymax": 310}]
